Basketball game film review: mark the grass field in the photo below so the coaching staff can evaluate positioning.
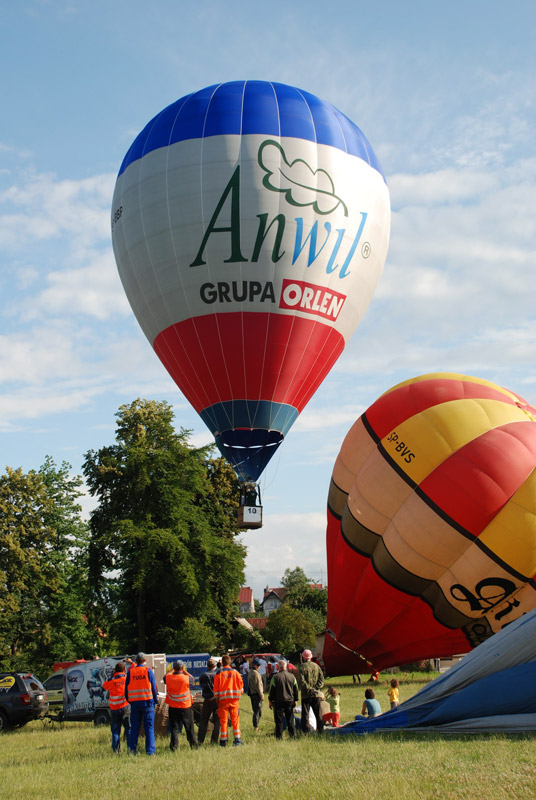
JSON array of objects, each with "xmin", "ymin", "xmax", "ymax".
[{"xmin": 2, "ymin": 674, "xmax": 535, "ymax": 800}]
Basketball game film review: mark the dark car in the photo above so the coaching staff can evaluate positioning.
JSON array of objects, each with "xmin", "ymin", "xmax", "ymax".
[{"xmin": 0, "ymin": 672, "xmax": 49, "ymax": 731}]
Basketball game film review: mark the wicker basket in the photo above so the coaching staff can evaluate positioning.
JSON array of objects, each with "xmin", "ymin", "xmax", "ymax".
[{"xmin": 139, "ymin": 698, "xmax": 169, "ymax": 739}]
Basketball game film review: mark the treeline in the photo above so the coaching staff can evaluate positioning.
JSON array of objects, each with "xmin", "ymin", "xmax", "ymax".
[
  {"xmin": 0, "ymin": 399, "xmax": 329, "ymax": 678},
  {"xmin": 0, "ymin": 399, "xmax": 248, "ymax": 676}
]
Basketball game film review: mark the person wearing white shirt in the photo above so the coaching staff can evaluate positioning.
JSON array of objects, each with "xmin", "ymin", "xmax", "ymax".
[{"xmin": 257, "ymin": 656, "xmax": 268, "ymax": 690}]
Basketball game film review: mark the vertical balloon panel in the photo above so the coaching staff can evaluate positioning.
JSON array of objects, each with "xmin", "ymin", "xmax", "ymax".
[{"xmin": 112, "ymin": 81, "xmax": 390, "ymax": 481}]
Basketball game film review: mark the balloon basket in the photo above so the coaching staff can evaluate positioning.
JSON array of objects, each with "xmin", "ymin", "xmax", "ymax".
[{"xmin": 238, "ymin": 504, "xmax": 263, "ymax": 529}]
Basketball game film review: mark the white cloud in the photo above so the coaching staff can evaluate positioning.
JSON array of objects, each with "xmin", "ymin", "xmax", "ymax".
[
  {"xmin": 294, "ymin": 405, "xmax": 361, "ymax": 432},
  {"xmin": 187, "ymin": 431, "xmax": 216, "ymax": 449},
  {"xmin": 27, "ymin": 251, "xmax": 129, "ymax": 321},
  {"xmin": 0, "ymin": 171, "xmax": 114, "ymax": 250},
  {"xmin": 0, "ymin": 384, "xmax": 103, "ymax": 430},
  {"xmin": 240, "ymin": 511, "xmax": 327, "ymax": 599},
  {"xmin": 390, "ymin": 169, "xmax": 498, "ymax": 206}
]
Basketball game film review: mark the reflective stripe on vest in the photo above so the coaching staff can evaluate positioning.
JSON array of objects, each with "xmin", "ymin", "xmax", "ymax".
[
  {"xmin": 104, "ymin": 675, "xmax": 128, "ymax": 709},
  {"xmin": 127, "ymin": 665, "xmax": 152, "ymax": 701},
  {"xmin": 213, "ymin": 667, "xmax": 243, "ymax": 702},
  {"xmin": 165, "ymin": 672, "xmax": 192, "ymax": 708}
]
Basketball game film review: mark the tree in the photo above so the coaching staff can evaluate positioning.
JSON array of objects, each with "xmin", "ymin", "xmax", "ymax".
[
  {"xmin": 264, "ymin": 605, "xmax": 316, "ymax": 655},
  {"xmin": 281, "ymin": 566, "xmax": 328, "ymax": 632},
  {"xmin": 282, "ymin": 567, "xmax": 313, "ymax": 606},
  {"xmin": 36, "ymin": 458, "xmax": 99, "ymax": 665},
  {"xmin": 0, "ymin": 460, "xmax": 94, "ymax": 673},
  {"xmin": 83, "ymin": 398, "xmax": 246, "ymax": 653},
  {"xmin": 231, "ymin": 621, "xmax": 266, "ymax": 652},
  {"xmin": 0, "ymin": 467, "xmax": 57, "ymax": 669},
  {"xmin": 164, "ymin": 618, "xmax": 219, "ymax": 654}
]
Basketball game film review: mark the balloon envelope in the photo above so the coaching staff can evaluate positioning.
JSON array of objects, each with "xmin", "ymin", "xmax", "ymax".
[
  {"xmin": 112, "ymin": 81, "xmax": 390, "ymax": 480},
  {"xmin": 324, "ymin": 372, "xmax": 536, "ymax": 674}
]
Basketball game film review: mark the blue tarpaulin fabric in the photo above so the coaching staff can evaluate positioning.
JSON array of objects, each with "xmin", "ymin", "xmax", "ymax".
[{"xmin": 328, "ymin": 609, "xmax": 536, "ymax": 734}]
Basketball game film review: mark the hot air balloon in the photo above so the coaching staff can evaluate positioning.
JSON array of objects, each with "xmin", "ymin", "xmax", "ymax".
[
  {"xmin": 66, "ymin": 669, "xmax": 84, "ymax": 700},
  {"xmin": 111, "ymin": 81, "xmax": 391, "ymax": 512},
  {"xmin": 324, "ymin": 372, "xmax": 536, "ymax": 675}
]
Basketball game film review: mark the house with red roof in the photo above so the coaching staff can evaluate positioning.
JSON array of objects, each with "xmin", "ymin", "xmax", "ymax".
[
  {"xmin": 238, "ymin": 586, "xmax": 255, "ymax": 614},
  {"xmin": 262, "ymin": 584, "xmax": 324, "ymax": 615},
  {"xmin": 261, "ymin": 586, "xmax": 287, "ymax": 615}
]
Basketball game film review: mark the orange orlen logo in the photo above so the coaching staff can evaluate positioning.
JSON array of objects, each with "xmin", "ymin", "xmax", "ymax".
[{"xmin": 279, "ymin": 279, "xmax": 346, "ymax": 321}]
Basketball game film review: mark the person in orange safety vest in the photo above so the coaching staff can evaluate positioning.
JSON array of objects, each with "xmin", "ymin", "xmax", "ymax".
[
  {"xmin": 213, "ymin": 654, "xmax": 243, "ymax": 746},
  {"xmin": 164, "ymin": 660, "xmax": 199, "ymax": 749},
  {"xmin": 102, "ymin": 661, "xmax": 130, "ymax": 753}
]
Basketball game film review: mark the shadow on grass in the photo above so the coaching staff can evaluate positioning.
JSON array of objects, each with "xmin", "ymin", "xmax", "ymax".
[{"xmin": 325, "ymin": 730, "xmax": 536, "ymax": 743}]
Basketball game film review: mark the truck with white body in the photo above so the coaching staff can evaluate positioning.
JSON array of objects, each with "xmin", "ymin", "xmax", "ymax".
[
  {"xmin": 62, "ymin": 654, "xmax": 166, "ymax": 725},
  {"xmin": 164, "ymin": 653, "xmax": 213, "ymax": 696}
]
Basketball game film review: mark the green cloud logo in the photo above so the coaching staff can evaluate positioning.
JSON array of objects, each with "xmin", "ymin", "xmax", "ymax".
[{"xmin": 257, "ymin": 140, "xmax": 348, "ymax": 217}]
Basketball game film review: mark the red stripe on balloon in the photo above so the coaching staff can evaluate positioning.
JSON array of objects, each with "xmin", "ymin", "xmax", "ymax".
[
  {"xmin": 325, "ymin": 512, "xmax": 471, "ymax": 672},
  {"xmin": 366, "ymin": 377, "xmax": 523, "ymax": 440},
  {"xmin": 420, "ymin": 421, "xmax": 536, "ymax": 537},
  {"xmin": 153, "ymin": 312, "xmax": 344, "ymax": 413}
]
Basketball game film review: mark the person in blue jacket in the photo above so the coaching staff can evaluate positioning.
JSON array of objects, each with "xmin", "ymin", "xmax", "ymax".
[{"xmin": 125, "ymin": 653, "xmax": 158, "ymax": 755}]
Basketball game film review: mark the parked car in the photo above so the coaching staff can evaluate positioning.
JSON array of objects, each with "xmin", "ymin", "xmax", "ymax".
[
  {"xmin": 43, "ymin": 670, "xmax": 64, "ymax": 711},
  {"xmin": 0, "ymin": 672, "xmax": 49, "ymax": 731}
]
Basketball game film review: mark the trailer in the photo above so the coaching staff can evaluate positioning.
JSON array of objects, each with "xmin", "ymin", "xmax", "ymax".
[
  {"xmin": 61, "ymin": 654, "xmax": 166, "ymax": 725},
  {"xmin": 165, "ymin": 653, "xmax": 213, "ymax": 695}
]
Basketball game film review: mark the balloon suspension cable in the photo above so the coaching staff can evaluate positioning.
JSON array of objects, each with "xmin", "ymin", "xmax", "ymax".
[
  {"xmin": 326, "ymin": 628, "xmax": 374, "ymax": 669},
  {"xmin": 261, "ymin": 443, "xmax": 283, "ymax": 492}
]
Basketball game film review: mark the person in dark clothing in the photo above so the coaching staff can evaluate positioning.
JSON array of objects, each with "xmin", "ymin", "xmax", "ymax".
[
  {"xmin": 241, "ymin": 479, "xmax": 258, "ymax": 506},
  {"xmin": 268, "ymin": 659, "xmax": 299, "ymax": 739},
  {"xmin": 164, "ymin": 660, "xmax": 198, "ymax": 750},
  {"xmin": 248, "ymin": 658, "xmax": 264, "ymax": 732},
  {"xmin": 197, "ymin": 658, "xmax": 220, "ymax": 744},
  {"xmin": 298, "ymin": 648, "xmax": 325, "ymax": 734}
]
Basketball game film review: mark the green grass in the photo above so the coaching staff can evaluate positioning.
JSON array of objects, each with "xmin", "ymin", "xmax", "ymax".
[{"xmin": 2, "ymin": 674, "xmax": 535, "ymax": 800}]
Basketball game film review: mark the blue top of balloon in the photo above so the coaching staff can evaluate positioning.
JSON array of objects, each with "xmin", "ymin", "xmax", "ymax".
[{"xmin": 118, "ymin": 80, "xmax": 385, "ymax": 181}]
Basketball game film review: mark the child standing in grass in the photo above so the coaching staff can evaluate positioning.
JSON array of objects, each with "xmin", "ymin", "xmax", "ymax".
[
  {"xmin": 387, "ymin": 678, "xmax": 399, "ymax": 709},
  {"xmin": 322, "ymin": 686, "xmax": 341, "ymax": 727}
]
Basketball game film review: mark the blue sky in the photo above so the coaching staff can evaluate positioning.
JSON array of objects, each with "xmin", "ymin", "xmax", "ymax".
[{"xmin": 1, "ymin": 0, "xmax": 535, "ymax": 600}]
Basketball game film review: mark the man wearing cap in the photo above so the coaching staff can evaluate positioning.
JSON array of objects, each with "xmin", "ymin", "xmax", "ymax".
[
  {"xmin": 298, "ymin": 649, "xmax": 325, "ymax": 734},
  {"xmin": 268, "ymin": 659, "xmax": 299, "ymax": 739},
  {"xmin": 248, "ymin": 658, "xmax": 264, "ymax": 732},
  {"xmin": 197, "ymin": 658, "xmax": 220, "ymax": 745},
  {"xmin": 125, "ymin": 652, "xmax": 158, "ymax": 755},
  {"xmin": 213, "ymin": 654, "xmax": 244, "ymax": 746},
  {"xmin": 164, "ymin": 660, "xmax": 198, "ymax": 750}
]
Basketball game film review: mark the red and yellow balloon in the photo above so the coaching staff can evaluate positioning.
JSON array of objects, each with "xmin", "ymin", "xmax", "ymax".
[{"xmin": 324, "ymin": 372, "xmax": 536, "ymax": 675}]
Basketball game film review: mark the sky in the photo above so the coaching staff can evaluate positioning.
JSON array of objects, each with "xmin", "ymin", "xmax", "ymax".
[{"xmin": 1, "ymin": 0, "xmax": 535, "ymax": 602}]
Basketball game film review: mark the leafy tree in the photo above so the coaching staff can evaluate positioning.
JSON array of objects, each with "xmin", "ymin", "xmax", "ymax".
[
  {"xmin": 37, "ymin": 458, "xmax": 100, "ymax": 666},
  {"xmin": 241, "ymin": 598, "xmax": 265, "ymax": 619},
  {"xmin": 231, "ymin": 621, "xmax": 266, "ymax": 652},
  {"xmin": 281, "ymin": 566, "xmax": 327, "ymax": 631},
  {"xmin": 0, "ymin": 460, "xmax": 94, "ymax": 673},
  {"xmin": 264, "ymin": 604, "xmax": 316, "ymax": 655},
  {"xmin": 83, "ymin": 398, "xmax": 246, "ymax": 653},
  {"xmin": 0, "ymin": 467, "xmax": 57, "ymax": 669},
  {"xmin": 164, "ymin": 618, "xmax": 219, "ymax": 654},
  {"xmin": 281, "ymin": 567, "xmax": 312, "ymax": 605}
]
